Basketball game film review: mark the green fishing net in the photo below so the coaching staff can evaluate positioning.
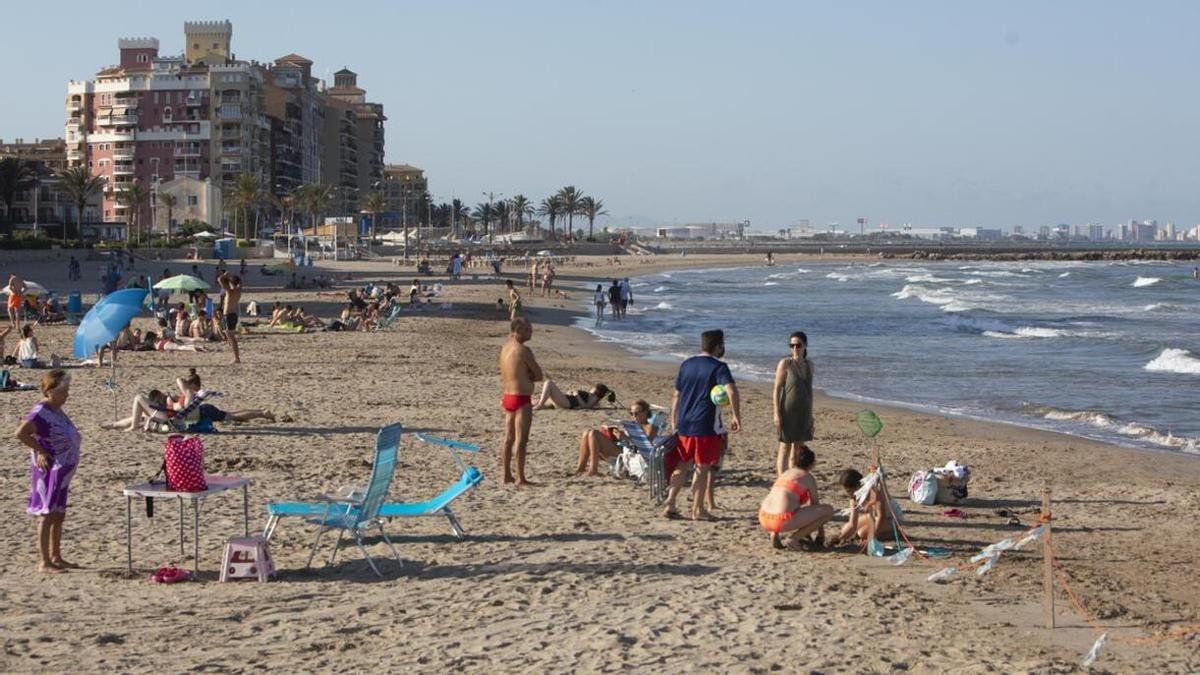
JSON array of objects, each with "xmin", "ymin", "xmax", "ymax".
[{"xmin": 856, "ymin": 410, "xmax": 883, "ymax": 438}]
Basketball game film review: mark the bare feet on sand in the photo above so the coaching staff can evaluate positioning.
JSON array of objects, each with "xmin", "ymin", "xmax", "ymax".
[
  {"xmin": 38, "ymin": 564, "xmax": 66, "ymax": 574},
  {"xmin": 51, "ymin": 558, "xmax": 81, "ymax": 569}
]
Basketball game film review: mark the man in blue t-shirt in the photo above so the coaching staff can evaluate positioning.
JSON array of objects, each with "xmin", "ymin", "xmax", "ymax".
[{"xmin": 667, "ymin": 329, "xmax": 742, "ymax": 520}]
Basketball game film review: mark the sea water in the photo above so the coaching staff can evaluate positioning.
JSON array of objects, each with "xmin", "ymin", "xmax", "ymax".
[{"xmin": 578, "ymin": 260, "xmax": 1200, "ymax": 454}]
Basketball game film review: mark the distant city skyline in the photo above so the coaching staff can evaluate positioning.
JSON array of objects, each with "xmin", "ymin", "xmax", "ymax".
[{"xmin": 4, "ymin": 1, "xmax": 1200, "ymax": 230}]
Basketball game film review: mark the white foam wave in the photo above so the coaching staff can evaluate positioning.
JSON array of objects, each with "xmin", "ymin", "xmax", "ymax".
[
  {"xmin": 766, "ymin": 268, "xmax": 810, "ymax": 280},
  {"xmin": 964, "ymin": 278, "xmax": 983, "ymax": 285},
  {"xmin": 1058, "ymin": 272, "xmax": 1070, "ymax": 278},
  {"xmin": 652, "ymin": 301, "xmax": 673, "ymax": 310},
  {"xmin": 983, "ymin": 327, "xmax": 1066, "ymax": 339},
  {"xmin": 1132, "ymin": 277, "xmax": 1161, "ymax": 288},
  {"xmin": 653, "ymin": 286, "xmax": 669, "ymax": 293},
  {"xmin": 826, "ymin": 272, "xmax": 850, "ymax": 282},
  {"xmin": 763, "ymin": 282, "xmax": 778, "ymax": 286},
  {"xmin": 1025, "ymin": 404, "xmax": 1198, "ymax": 453},
  {"xmin": 1144, "ymin": 348, "xmax": 1200, "ymax": 375},
  {"xmin": 893, "ymin": 284, "xmax": 955, "ymax": 305}
]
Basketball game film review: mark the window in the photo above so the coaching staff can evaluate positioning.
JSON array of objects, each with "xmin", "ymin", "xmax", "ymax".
[
  {"xmin": 153, "ymin": 92, "xmax": 159, "ymax": 104},
  {"xmin": 187, "ymin": 195, "xmax": 198, "ymax": 206},
  {"xmin": 137, "ymin": 54, "xmax": 147, "ymax": 63},
  {"xmin": 193, "ymin": 43, "xmax": 199, "ymax": 49}
]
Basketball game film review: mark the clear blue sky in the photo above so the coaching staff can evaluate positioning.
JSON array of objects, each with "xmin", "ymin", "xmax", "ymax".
[{"xmin": 3, "ymin": 1, "xmax": 1199, "ymax": 231}]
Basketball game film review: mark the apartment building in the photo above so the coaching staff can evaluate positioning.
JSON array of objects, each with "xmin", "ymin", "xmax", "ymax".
[
  {"xmin": 0, "ymin": 138, "xmax": 104, "ymax": 235},
  {"xmin": 263, "ymin": 54, "xmax": 323, "ymax": 195},
  {"xmin": 381, "ymin": 163, "xmax": 428, "ymax": 230},
  {"xmin": 321, "ymin": 68, "xmax": 385, "ymax": 215},
  {"xmin": 64, "ymin": 21, "xmax": 269, "ymax": 232}
]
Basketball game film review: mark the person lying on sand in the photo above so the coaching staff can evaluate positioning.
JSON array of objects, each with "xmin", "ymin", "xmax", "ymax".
[
  {"xmin": 534, "ymin": 381, "xmax": 611, "ymax": 411},
  {"xmin": 757, "ymin": 447, "xmax": 834, "ymax": 550},
  {"xmin": 576, "ymin": 399, "xmax": 658, "ymax": 476},
  {"xmin": 101, "ymin": 389, "xmax": 172, "ymax": 431},
  {"xmin": 173, "ymin": 368, "xmax": 275, "ymax": 424},
  {"xmin": 828, "ymin": 467, "xmax": 893, "ymax": 550}
]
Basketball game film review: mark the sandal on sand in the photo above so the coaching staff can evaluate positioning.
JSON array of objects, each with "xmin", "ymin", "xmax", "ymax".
[
  {"xmin": 151, "ymin": 565, "xmax": 193, "ymax": 584},
  {"xmin": 662, "ymin": 509, "xmax": 683, "ymax": 520}
]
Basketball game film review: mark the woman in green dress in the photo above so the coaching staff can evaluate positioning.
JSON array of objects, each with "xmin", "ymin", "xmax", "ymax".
[{"xmin": 772, "ymin": 331, "xmax": 814, "ymax": 475}]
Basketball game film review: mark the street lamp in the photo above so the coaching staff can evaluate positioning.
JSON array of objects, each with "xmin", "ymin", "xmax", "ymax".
[{"xmin": 483, "ymin": 191, "xmax": 503, "ymax": 245}]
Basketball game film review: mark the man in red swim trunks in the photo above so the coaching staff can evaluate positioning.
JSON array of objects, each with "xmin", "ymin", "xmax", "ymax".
[{"xmin": 499, "ymin": 316, "xmax": 544, "ymax": 485}]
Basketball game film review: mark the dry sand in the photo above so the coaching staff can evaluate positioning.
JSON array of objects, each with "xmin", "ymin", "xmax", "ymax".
[{"xmin": 1, "ymin": 252, "xmax": 1197, "ymax": 672}]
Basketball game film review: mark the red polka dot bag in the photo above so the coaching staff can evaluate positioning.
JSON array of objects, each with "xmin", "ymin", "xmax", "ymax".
[{"xmin": 163, "ymin": 434, "xmax": 208, "ymax": 492}]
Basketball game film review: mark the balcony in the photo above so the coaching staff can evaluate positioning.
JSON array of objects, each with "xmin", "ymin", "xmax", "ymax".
[
  {"xmin": 185, "ymin": 94, "xmax": 202, "ymax": 107},
  {"xmin": 113, "ymin": 97, "xmax": 139, "ymax": 109},
  {"xmin": 68, "ymin": 99, "xmax": 83, "ymax": 111},
  {"xmin": 113, "ymin": 149, "xmax": 135, "ymax": 161},
  {"xmin": 112, "ymin": 163, "xmax": 135, "ymax": 176},
  {"xmin": 98, "ymin": 114, "xmax": 137, "ymax": 127},
  {"xmin": 66, "ymin": 149, "xmax": 83, "ymax": 161},
  {"xmin": 66, "ymin": 118, "xmax": 82, "ymax": 130},
  {"xmin": 175, "ymin": 170, "xmax": 201, "ymax": 180},
  {"xmin": 174, "ymin": 147, "xmax": 203, "ymax": 158},
  {"xmin": 108, "ymin": 130, "xmax": 135, "ymax": 141}
]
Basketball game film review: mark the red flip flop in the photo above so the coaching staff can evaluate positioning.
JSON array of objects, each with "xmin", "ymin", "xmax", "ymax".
[
  {"xmin": 942, "ymin": 508, "xmax": 968, "ymax": 519},
  {"xmin": 151, "ymin": 565, "xmax": 193, "ymax": 584}
]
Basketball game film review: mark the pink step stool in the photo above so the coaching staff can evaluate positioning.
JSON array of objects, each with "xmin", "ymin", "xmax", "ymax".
[{"xmin": 219, "ymin": 536, "xmax": 275, "ymax": 582}]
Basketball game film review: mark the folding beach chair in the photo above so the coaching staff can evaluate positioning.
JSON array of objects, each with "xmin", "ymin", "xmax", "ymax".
[
  {"xmin": 621, "ymin": 414, "xmax": 676, "ymax": 504},
  {"xmin": 371, "ymin": 304, "xmax": 404, "ymax": 331},
  {"xmin": 303, "ymin": 423, "xmax": 405, "ymax": 577},
  {"xmin": 144, "ymin": 390, "xmax": 222, "ymax": 433},
  {"xmin": 264, "ymin": 429, "xmax": 484, "ymax": 546}
]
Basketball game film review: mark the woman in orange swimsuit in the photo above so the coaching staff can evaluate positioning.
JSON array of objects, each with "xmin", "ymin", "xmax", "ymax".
[{"xmin": 757, "ymin": 447, "xmax": 834, "ymax": 550}]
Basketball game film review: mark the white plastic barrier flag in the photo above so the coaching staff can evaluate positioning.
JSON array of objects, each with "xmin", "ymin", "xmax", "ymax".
[
  {"xmin": 976, "ymin": 554, "xmax": 999, "ymax": 576},
  {"xmin": 888, "ymin": 547, "xmax": 913, "ymax": 566},
  {"xmin": 1013, "ymin": 526, "xmax": 1045, "ymax": 551},
  {"xmin": 927, "ymin": 567, "xmax": 956, "ymax": 582},
  {"xmin": 1082, "ymin": 632, "xmax": 1107, "ymax": 667},
  {"xmin": 854, "ymin": 470, "xmax": 881, "ymax": 506}
]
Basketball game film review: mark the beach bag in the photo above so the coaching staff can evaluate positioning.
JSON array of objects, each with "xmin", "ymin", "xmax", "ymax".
[
  {"xmin": 935, "ymin": 474, "xmax": 969, "ymax": 504},
  {"xmin": 908, "ymin": 470, "xmax": 938, "ymax": 505},
  {"xmin": 163, "ymin": 434, "xmax": 207, "ymax": 492}
]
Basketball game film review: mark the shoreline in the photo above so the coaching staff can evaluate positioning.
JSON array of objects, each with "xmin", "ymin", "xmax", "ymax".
[
  {"xmin": 553, "ymin": 254, "xmax": 1199, "ymax": 460},
  {"xmin": 1, "ymin": 251, "xmax": 1197, "ymax": 671}
]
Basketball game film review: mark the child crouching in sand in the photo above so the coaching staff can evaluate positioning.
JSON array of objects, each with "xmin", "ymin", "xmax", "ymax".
[
  {"xmin": 757, "ymin": 447, "xmax": 834, "ymax": 550},
  {"xmin": 829, "ymin": 467, "xmax": 894, "ymax": 550}
]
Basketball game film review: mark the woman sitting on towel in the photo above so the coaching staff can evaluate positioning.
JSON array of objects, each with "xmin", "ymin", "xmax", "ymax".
[
  {"xmin": 757, "ymin": 447, "xmax": 834, "ymax": 550},
  {"xmin": 534, "ymin": 380, "xmax": 611, "ymax": 411},
  {"xmin": 828, "ymin": 467, "xmax": 893, "ymax": 550},
  {"xmin": 576, "ymin": 399, "xmax": 658, "ymax": 476}
]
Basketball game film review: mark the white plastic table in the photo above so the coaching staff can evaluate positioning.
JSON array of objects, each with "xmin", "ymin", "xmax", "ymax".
[{"xmin": 122, "ymin": 476, "xmax": 251, "ymax": 574}]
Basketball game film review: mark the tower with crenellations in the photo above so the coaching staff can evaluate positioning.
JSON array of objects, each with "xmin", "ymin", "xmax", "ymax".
[{"xmin": 184, "ymin": 20, "xmax": 232, "ymax": 65}]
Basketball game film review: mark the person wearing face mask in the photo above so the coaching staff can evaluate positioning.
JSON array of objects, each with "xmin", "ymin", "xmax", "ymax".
[
  {"xmin": 665, "ymin": 329, "xmax": 741, "ymax": 521},
  {"xmin": 772, "ymin": 331, "xmax": 815, "ymax": 475}
]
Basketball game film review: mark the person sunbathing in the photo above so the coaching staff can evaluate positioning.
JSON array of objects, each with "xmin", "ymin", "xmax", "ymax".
[
  {"xmin": 576, "ymin": 399, "xmax": 658, "ymax": 476},
  {"xmin": 190, "ymin": 309, "xmax": 212, "ymax": 340},
  {"xmin": 173, "ymin": 368, "xmax": 275, "ymax": 425},
  {"xmin": 101, "ymin": 389, "xmax": 172, "ymax": 431},
  {"xmin": 757, "ymin": 447, "xmax": 834, "ymax": 550},
  {"xmin": 534, "ymin": 381, "xmax": 611, "ymax": 410},
  {"xmin": 148, "ymin": 332, "xmax": 215, "ymax": 352},
  {"xmin": 828, "ymin": 467, "xmax": 894, "ymax": 550}
]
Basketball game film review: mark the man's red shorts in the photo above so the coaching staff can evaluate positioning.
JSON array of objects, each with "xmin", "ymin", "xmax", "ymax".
[{"xmin": 676, "ymin": 434, "xmax": 723, "ymax": 466}]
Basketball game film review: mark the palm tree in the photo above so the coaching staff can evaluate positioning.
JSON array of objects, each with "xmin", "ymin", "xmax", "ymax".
[
  {"xmin": 537, "ymin": 195, "xmax": 564, "ymax": 238},
  {"xmin": 509, "ymin": 194, "xmax": 533, "ymax": 233},
  {"xmin": 116, "ymin": 182, "xmax": 149, "ymax": 245},
  {"xmin": 451, "ymin": 199, "xmax": 469, "ymax": 236},
  {"xmin": 296, "ymin": 183, "xmax": 336, "ymax": 238},
  {"xmin": 157, "ymin": 192, "xmax": 177, "ymax": 242},
  {"xmin": 55, "ymin": 166, "xmax": 105, "ymax": 246},
  {"xmin": 360, "ymin": 190, "xmax": 387, "ymax": 250},
  {"xmin": 556, "ymin": 186, "xmax": 584, "ymax": 240},
  {"xmin": 0, "ymin": 157, "xmax": 37, "ymax": 237},
  {"xmin": 578, "ymin": 196, "xmax": 608, "ymax": 240},
  {"xmin": 227, "ymin": 174, "xmax": 264, "ymax": 240},
  {"xmin": 473, "ymin": 202, "xmax": 493, "ymax": 239}
]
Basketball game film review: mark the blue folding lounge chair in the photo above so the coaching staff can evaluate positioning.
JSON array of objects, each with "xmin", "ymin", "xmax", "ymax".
[
  {"xmin": 621, "ymin": 417, "xmax": 675, "ymax": 504},
  {"xmin": 264, "ymin": 430, "xmax": 484, "ymax": 543},
  {"xmin": 301, "ymin": 423, "xmax": 405, "ymax": 577},
  {"xmin": 144, "ymin": 390, "xmax": 221, "ymax": 433}
]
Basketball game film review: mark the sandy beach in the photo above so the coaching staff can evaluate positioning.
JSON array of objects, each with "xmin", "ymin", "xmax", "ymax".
[{"xmin": 1, "ymin": 251, "xmax": 1197, "ymax": 672}]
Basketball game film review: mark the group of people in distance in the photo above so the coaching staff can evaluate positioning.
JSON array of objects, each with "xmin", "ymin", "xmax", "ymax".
[
  {"xmin": 500, "ymin": 311, "xmax": 888, "ymax": 553},
  {"xmin": 591, "ymin": 278, "xmax": 634, "ymax": 327}
]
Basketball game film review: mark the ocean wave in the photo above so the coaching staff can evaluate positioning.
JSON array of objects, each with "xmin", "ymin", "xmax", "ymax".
[
  {"xmin": 983, "ymin": 327, "xmax": 1066, "ymax": 339},
  {"xmin": 766, "ymin": 268, "xmax": 810, "ymax": 280},
  {"xmin": 1058, "ymin": 272, "xmax": 1071, "ymax": 278},
  {"xmin": 1132, "ymin": 276, "xmax": 1161, "ymax": 287},
  {"xmin": 905, "ymin": 274, "xmax": 959, "ymax": 283},
  {"xmin": 653, "ymin": 286, "xmax": 670, "ymax": 293},
  {"xmin": 1144, "ymin": 348, "xmax": 1200, "ymax": 375},
  {"xmin": 826, "ymin": 272, "xmax": 850, "ymax": 282},
  {"xmin": 652, "ymin": 301, "xmax": 673, "ymax": 310},
  {"xmin": 893, "ymin": 284, "xmax": 955, "ymax": 305},
  {"xmin": 1024, "ymin": 404, "xmax": 1198, "ymax": 453},
  {"xmin": 763, "ymin": 281, "xmax": 778, "ymax": 286},
  {"xmin": 964, "ymin": 278, "xmax": 983, "ymax": 285}
]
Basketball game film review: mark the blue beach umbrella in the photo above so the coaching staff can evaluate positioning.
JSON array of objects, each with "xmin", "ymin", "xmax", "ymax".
[{"xmin": 72, "ymin": 288, "xmax": 148, "ymax": 358}]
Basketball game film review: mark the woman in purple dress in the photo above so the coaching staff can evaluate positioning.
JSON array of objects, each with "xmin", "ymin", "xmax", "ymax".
[{"xmin": 14, "ymin": 370, "xmax": 81, "ymax": 573}]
